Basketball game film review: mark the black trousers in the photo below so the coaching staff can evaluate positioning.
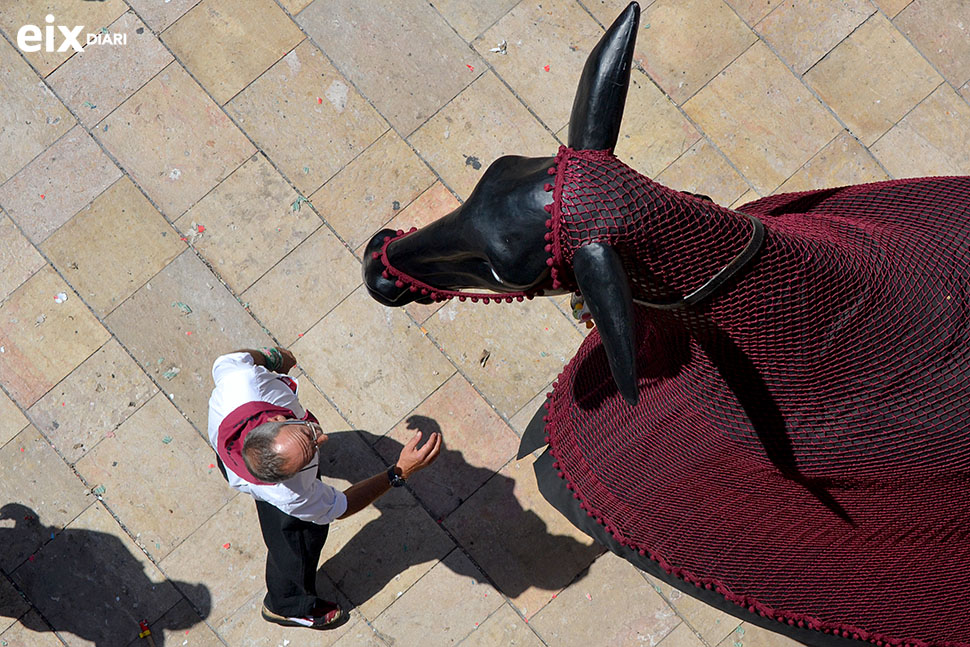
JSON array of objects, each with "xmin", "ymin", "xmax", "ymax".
[
  {"xmin": 254, "ymin": 498, "xmax": 330, "ymax": 617},
  {"xmin": 216, "ymin": 457, "xmax": 330, "ymax": 617}
]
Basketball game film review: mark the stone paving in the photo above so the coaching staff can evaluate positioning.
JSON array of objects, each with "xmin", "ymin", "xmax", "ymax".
[{"xmin": 0, "ymin": 0, "xmax": 967, "ymax": 646}]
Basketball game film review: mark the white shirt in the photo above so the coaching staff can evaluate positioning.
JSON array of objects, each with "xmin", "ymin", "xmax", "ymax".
[{"xmin": 207, "ymin": 352, "xmax": 347, "ymax": 524}]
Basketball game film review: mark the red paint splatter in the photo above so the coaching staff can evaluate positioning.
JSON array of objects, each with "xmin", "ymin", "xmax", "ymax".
[
  {"xmin": 208, "ymin": 463, "xmax": 215, "ymax": 469},
  {"xmin": 466, "ymin": 64, "xmax": 474, "ymax": 71},
  {"xmin": 185, "ymin": 331, "xmax": 193, "ymax": 336},
  {"xmin": 196, "ymin": 224, "xmax": 205, "ymax": 233},
  {"xmin": 180, "ymin": 237, "xmax": 187, "ymax": 242},
  {"xmin": 19, "ymin": 447, "xmax": 24, "ymax": 452},
  {"xmin": 222, "ymin": 542, "xmax": 231, "ymax": 549},
  {"xmin": 40, "ymin": 194, "xmax": 45, "ymax": 199},
  {"xmin": 317, "ymin": 97, "xmax": 323, "ymax": 104},
  {"xmin": 543, "ymin": 64, "xmax": 550, "ymax": 72}
]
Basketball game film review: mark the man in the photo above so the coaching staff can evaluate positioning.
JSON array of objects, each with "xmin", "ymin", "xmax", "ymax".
[{"xmin": 207, "ymin": 346, "xmax": 441, "ymax": 630}]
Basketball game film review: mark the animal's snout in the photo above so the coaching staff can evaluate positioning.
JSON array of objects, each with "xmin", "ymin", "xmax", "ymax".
[{"xmin": 362, "ymin": 229, "xmax": 423, "ymax": 307}]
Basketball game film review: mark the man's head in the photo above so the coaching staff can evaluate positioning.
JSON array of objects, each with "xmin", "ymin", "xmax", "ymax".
[{"xmin": 242, "ymin": 415, "xmax": 328, "ymax": 483}]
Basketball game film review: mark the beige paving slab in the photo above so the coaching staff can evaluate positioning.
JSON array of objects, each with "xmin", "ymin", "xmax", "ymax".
[
  {"xmin": 475, "ymin": 0, "xmax": 605, "ymax": 133},
  {"xmin": 215, "ymin": 586, "xmax": 362, "ymax": 647},
  {"xmin": 529, "ymin": 553, "xmax": 681, "ymax": 647},
  {"xmin": 804, "ymin": 12, "xmax": 942, "ymax": 146},
  {"xmin": 655, "ymin": 139, "xmax": 751, "ymax": 206},
  {"xmin": 10, "ymin": 502, "xmax": 186, "ymax": 647},
  {"xmin": 613, "ymin": 71, "xmax": 702, "ymax": 178},
  {"xmin": 162, "ymin": 0, "xmax": 304, "ymax": 105},
  {"xmin": 27, "ymin": 339, "xmax": 157, "ymax": 465},
  {"xmin": 0, "ymin": 125, "xmax": 121, "ymax": 244},
  {"xmin": 99, "ymin": 61, "xmax": 255, "ymax": 219},
  {"xmin": 375, "ymin": 373, "xmax": 521, "ymax": 520},
  {"xmin": 372, "ymin": 182, "xmax": 461, "ymax": 324},
  {"xmin": 874, "ymin": 0, "xmax": 914, "ymax": 16},
  {"xmin": 0, "ymin": 213, "xmax": 44, "ymax": 305},
  {"xmin": 716, "ymin": 622, "xmax": 807, "ymax": 647},
  {"xmin": 310, "ymin": 130, "xmax": 435, "ymax": 249},
  {"xmin": 0, "ymin": 611, "xmax": 62, "ymax": 647},
  {"xmin": 434, "ymin": 0, "xmax": 520, "ymax": 40},
  {"xmin": 328, "ymin": 620, "xmax": 391, "ymax": 647},
  {"xmin": 124, "ymin": 599, "xmax": 223, "ymax": 647},
  {"xmin": 279, "ymin": 0, "xmax": 315, "ymax": 15},
  {"xmin": 645, "ymin": 573, "xmax": 740, "ymax": 646},
  {"xmin": 755, "ymin": 0, "xmax": 874, "ymax": 74},
  {"xmin": 0, "ymin": 388, "xmax": 28, "ymax": 448},
  {"xmin": 896, "ymin": 0, "xmax": 970, "ymax": 86},
  {"xmin": 74, "ymin": 392, "xmax": 233, "ymax": 561},
  {"xmin": 371, "ymin": 550, "xmax": 504, "ymax": 646},
  {"xmin": 47, "ymin": 10, "xmax": 172, "ymax": 128},
  {"xmin": 315, "ymin": 430, "xmax": 458, "ymax": 619},
  {"xmin": 0, "ymin": 426, "xmax": 92, "ymax": 573},
  {"xmin": 297, "ymin": 0, "xmax": 485, "ymax": 136},
  {"xmin": 685, "ymin": 41, "xmax": 842, "ymax": 194},
  {"xmin": 0, "ymin": 0, "xmax": 127, "ymax": 77},
  {"xmin": 444, "ymin": 454, "xmax": 602, "ymax": 619},
  {"xmin": 175, "ymin": 154, "xmax": 320, "ymax": 293},
  {"xmin": 160, "ymin": 493, "xmax": 265, "ymax": 628},
  {"xmin": 639, "ymin": 0, "xmax": 757, "ymax": 104},
  {"xmin": 424, "ymin": 298, "xmax": 584, "ymax": 418},
  {"xmin": 508, "ymin": 381, "xmax": 552, "ymax": 438},
  {"xmin": 871, "ymin": 83, "xmax": 970, "ymax": 177},
  {"xmin": 104, "ymin": 249, "xmax": 274, "ymax": 428},
  {"xmin": 777, "ymin": 131, "xmax": 889, "ymax": 193},
  {"xmin": 227, "ymin": 40, "xmax": 388, "ymax": 196},
  {"xmin": 40, "ymin": 176, "xmax": 183, "ymax": 317},
  {"xmin": 724, "ymin": 0, "xmax": 776, "ymax": 25},
  {"xmin": 658, "ymin": 621, "xmax": 710, "ymax": 647},
  {"xmin": 457, "ymin": 602, "xmax": 544, "ymax": 647},
  {"xmin": 0, "ymin": 39, "xmax": 73, "ymax": 185},
  {"xmin": 291, "ymin": 378, "xmax": 349, "ymax": 431},
  {"xmin": 410, "ymin": 71, "xmax": 558, "ymax": 200},
  {"xmin": 292, "ymin": 287, "xmax": 454, "ymax": 434},
  {"xmin": 0, "ymin": 265, "xmax": 109, "ymax": 408},
  {"xmin": 126, "ymin": 0, "xmax": 202, "ymax": 32},
  {"xmin": 732, "ymin": 188, "xmax": 762, "ymax": 209},
  {"xmin": 241, "ymin": 225, "xmax": 360, "ymax": 347},
  {"xmin": 0, "ymin": 574, "xmax": 29, "ymax": 632}
]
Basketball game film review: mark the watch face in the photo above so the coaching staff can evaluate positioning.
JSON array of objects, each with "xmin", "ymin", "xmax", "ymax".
[{"xmin": 388, "ymin": 466, "xmax": 405, "ymax": 487}]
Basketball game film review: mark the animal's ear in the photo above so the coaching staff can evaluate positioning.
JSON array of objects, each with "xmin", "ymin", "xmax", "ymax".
[
  {"xmin": 568, "ymin": 2, "xmax": 640, "ymax": 151},
  {"xmin": 573, "ymin": 243, "xmax": 638, "ymax": 405}
]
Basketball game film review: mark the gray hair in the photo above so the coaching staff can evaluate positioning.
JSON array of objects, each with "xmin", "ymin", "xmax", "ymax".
[{"xmin": 243, "ymin": 420, "xmax": 292, "ymax": 483}]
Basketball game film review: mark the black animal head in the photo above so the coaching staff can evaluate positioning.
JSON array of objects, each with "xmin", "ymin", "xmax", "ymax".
[{"xmin": 362, "ymin": 2, "xmax": 642, "ymax": 404}]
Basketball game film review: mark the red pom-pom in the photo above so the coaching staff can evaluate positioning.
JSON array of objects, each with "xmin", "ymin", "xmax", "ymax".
[
  {"xmin": 482, "ymin": 297, "xmax": 490, "ymax": 304},
  {"xmin": 459, "ymin": 296, "xmax": 466, "ymax": 301},
  {"xmin": 421, "ymin": 288, "xmax": 428, "ymax": 295},
  {"xmin": 543, "ymin": 204, "xmax": 553, "ymax": 213},
  {"xmin": 546, "ymin": 258, "xmax": 554, "ymax": 266},
  {"xmin": 409, "ymin": 286, "xmax": 418, "ymax": 292},
  {"xmin": 396, "ymin": 229, "xmax": 404, "ymax": 236},
  {"xmin": 395, "ymin": 280, "xmax": 405, "ymax": 288},
  {"xmin": 372, "ymin": 251, "xmax": 380, "ymax": 259},
  {"xmin": 547, "ymin": 167, "xmax": 556, "ymax": 175},
  {"xmin": 543, "ymin": 183, "xmax": 553, "ymax": 191},
  {"xmin": 382, "ymin": 270, "xmax": 389, "ymax": 279},
  {"xmin": 517, "ymin": 295, "xmax": 524, "ymax": 302}
]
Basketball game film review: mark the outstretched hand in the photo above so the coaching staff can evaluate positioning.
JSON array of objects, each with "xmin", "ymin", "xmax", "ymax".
[{"xmin": 396, "ymin": 431, "xmax": 442, "ymax": 479}]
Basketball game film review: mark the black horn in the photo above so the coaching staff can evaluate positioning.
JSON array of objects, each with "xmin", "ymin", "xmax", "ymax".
[
  {"xmin": 573, "ymin": 244, "xmax": 638, "ymax": 405},
  {"xmin": 568, "ymin": 2, "xmax": 640, "ymax": 151}
]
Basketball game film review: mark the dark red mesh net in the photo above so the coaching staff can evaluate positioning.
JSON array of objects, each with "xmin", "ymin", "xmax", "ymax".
[{"xmin": 545, "ymin": 146, "xmax": 970, "ymax": 646}]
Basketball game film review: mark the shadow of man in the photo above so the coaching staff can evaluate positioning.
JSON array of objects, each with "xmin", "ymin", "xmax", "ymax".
[
  {"xmin": 316, "ymin": 419, "xmax": 602, "ymax": 610},
  {"xmin": 0, "ymin": 503, "xmax": 211, "ymax": 646}
]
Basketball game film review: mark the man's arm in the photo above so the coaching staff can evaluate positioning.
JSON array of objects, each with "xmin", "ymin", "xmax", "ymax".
[
  {"xmin": 338, "ymin": 430, "xmax": 442, "ymax": 519},
  {"xmin": 233, "ymin": 347, "xmax": 297, "ymax": 373}
]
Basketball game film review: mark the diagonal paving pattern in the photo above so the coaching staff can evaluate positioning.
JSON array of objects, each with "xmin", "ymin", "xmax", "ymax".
[{"xmin": 0, "ymin": 0, "xmax": 968, "ymax": 645}]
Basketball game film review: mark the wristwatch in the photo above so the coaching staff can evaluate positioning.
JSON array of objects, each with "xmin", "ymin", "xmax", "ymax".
[{"xmin": 387, "ymin": 465, "xmax": 406, "ymax": 487}]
